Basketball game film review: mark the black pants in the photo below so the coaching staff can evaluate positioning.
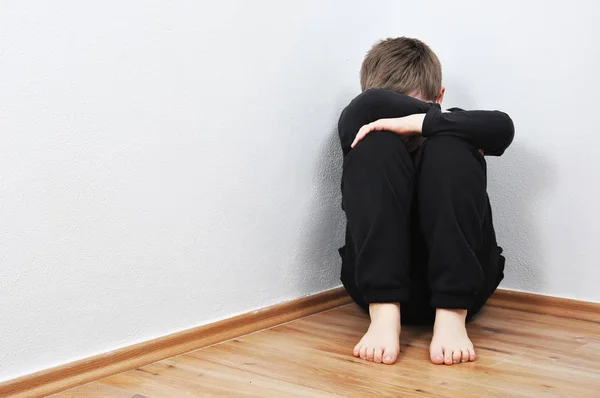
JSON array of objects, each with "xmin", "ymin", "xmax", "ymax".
[{"xmin": 338, "ymin": 91, "xmax": 505, "ymax": 325}]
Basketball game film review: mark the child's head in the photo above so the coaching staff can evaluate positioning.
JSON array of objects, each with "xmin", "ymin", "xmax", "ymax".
[{"xmin": 360, "ymin": 37, "xmax": 444, "ymax": 103}]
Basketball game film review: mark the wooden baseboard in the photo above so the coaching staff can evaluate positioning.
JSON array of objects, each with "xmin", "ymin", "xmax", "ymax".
[
  {"xmin": 487, "ymin": 289, "xmax": 599, "ymax": 323},
  {"xmin": 1, "ymin": 287, "xmax": 597, "ymax": 398},
  {"xmin": 0, "ymin": 287, "xmax": 352, "ymax": 398}
]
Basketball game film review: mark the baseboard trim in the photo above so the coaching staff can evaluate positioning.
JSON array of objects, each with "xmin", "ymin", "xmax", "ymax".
[
  {"xmin": 0, "ymin": 287, "xmax": 352, "ymax": 398},
  {"xmin": 487, "ymin": 289, "xmax": 599, "ymax": 323},
  {"xmin": 2, "ymin": 287, "xmax": 597, "ymax": 397}
]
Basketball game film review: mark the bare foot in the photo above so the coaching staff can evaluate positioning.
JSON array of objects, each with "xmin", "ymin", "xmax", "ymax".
[
  {"xmin": 353, "ymin": 303, "xmax": 400, "ymax": 364},
  {"xmin": 430, "ymin": 309, "xmax": 476, "ymax": 365}
]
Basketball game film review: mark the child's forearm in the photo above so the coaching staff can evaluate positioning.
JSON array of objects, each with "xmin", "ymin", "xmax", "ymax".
[
  {"xmin": 421, "ymin": 108, "xmax": 515, "ymax": 156},
  {"xmin": 338, "ymin": 90, "xmax": 431, "ymax": 155},
  {"xmin": 342, "ymin": 90, "xmax": 515, "ymax": 156}
]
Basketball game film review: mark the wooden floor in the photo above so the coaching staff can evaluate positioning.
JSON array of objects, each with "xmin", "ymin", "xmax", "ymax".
[{"xmin": 53, "ymin": 304, "xmax": 600, "ymax": 397}]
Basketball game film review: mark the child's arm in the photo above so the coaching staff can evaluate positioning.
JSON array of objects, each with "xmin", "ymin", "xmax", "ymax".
[
  {"xmin": 422, "ymin": 107, "xmax": 514, "ymax": 156},
  {"xmin": 338, "ymin": 89, "xmax": 432, "ymax": 156},
  {"xmin": 352, "ymin": 108, "xmax": 514, "ymax": 156}
]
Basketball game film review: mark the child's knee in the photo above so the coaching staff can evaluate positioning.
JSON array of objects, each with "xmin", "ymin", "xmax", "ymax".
[
  {"xmin": 339, "ymin": 90, "xmax": 391, "ymax": 134},
  {"xmin": 342, "ymin": 133, "xmax": 413, "ymax": 208},
  {"xmin": 421, "ymin": 136, "xmax": 485, "ymax": 169},
  {"xmin": 344, "ymin": 132, "xmax": 410, "ymax": 173},
  {"xmin": 418, "ymin": 137, "xmax": 488, "ymax": 217},
  {"xmin": 419, "ymin": 136, "xmax": 486, "ymax": 190}
]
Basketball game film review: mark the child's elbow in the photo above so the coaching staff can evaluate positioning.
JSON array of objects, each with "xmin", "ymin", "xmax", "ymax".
[
  {"xmin": 501, "ymin": 112, "xmax": 515, "ymax": 150},
  {"xmin": 490, "ymin": 112, "xmax": 515, "ymax": 156}
]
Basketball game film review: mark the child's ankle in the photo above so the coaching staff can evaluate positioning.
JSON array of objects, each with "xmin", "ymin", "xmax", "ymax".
[
  {"xmin": 368, "ymin": 303, "xmax": 400, "ymax": 322},
  {"xmin": 435, "ymin": 308, "xmax": 467, "ymax": 322}
]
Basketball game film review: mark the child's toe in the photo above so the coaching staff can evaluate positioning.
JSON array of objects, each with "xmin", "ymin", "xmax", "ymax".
[
  {"xmin": 353, "ymin": 343, "xmax": 361, "ymax": 357},
  {"xmin": 366, "ymin": 347, "xmax": 375, "ymax": 361},
  {"xmin": 468, "ymin": 347, "xmax": 476, "ymax": 361},
  {"xmin": 460, "ymin": 348, "xmax": 470, "ymax": 362},
  {"xmin": 382, "ymin": 347, "xmax": 398, "ymax": 364},
  {"xmin": 374, "ymin": 347, "xmax": 383, "ymax": 363},
  {"xmin": 452, "ymin": 349, "xmax": 461, "ymax": 364},
  {"xmin": 444, "ymin": 349, "xmax": 454, "ymax": 365},
  {"xmin": 429, "ymin": 346, "xmax": 444, "ymax": 364},
  {"xmin": 359, "ymin": 345, "xmax": 368, "ymax": 360}
]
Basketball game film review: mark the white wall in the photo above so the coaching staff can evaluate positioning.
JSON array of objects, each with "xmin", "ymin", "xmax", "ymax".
[
  {"xmin": 393, "ymin": 0, "xmax": 600, "ymax": 302},
  {"xmin": 1, "ymin": 0, "xmax": 599, "ymax": 383},
  {"xmin": 0, "ymin": 0, "xmax": 404, "ymax": 383}
]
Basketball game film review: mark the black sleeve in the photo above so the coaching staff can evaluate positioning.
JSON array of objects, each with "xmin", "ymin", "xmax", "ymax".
[
  {"xmin": 338, "ymin": 89, "xmax": 432, "ymax": 156},
  {"xmin": 421, "ymin": 107, "xmax": 515, "ymax": 156}
]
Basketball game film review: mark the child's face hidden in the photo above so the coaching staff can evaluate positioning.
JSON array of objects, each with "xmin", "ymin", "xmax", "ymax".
[{"xmin": 408, "ymin": 86, "xmax": 445, "ymax": 104}]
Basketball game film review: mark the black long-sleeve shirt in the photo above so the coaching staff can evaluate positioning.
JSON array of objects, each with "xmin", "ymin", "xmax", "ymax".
[
  {"xmin": 423, "ymin": 106, "xmax": 514, "ymax": 156},
  {"xmin": 338, "ymin": 89, "xmax": 514, "ymax": 157}
]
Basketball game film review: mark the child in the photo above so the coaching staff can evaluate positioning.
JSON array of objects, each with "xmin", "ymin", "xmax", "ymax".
[{"xmin": 338, "ymin": 37, "xmax": 514, "ymax": 366}]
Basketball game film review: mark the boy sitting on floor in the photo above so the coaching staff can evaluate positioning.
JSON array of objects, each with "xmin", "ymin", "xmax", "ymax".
[{"xmin": 338, "ymin": 37, "xmax": 514, "ymax": 365}]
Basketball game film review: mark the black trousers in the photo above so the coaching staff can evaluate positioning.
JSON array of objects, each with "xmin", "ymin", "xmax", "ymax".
[{"xmin": 338, "ymin": 91, "xmax": 505, "ymax": 325}]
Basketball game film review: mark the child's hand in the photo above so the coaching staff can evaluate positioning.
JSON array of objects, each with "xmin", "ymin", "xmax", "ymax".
[{"xmin": 351, "ymin": 114, "xmax": 426, "ymax": 148}]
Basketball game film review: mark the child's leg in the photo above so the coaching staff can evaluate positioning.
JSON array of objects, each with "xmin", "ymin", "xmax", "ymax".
[
  {"xmin": 339, "ymin": 93, "xmax": 419, "ymax": 364},
  {"xmin": 416, "ymin": 135, "xmax": 498, "ymax": 365}
]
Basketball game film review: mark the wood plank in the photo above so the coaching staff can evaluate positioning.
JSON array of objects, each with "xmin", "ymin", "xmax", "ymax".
[
  {"xmin": 0, "ymin": 287, "xmax": 351, "ymax": 398},
  {"xmin": 52, "ymin": 303, "xmax": 600, "ymax": 397},
  {"xmin": 49, "ymin": 383, "xmax": 136, "ymax": 398},
  {"xmin": 181, "ymin": 305, "xmax": 600, "ymax": 397},
  {"xmin": 128, "ymin": 356, "xmax": 341, "ymax": 397},
  {"xmin": 5, "ymin": 287, "xmax": 600, "ymax": 397}
]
